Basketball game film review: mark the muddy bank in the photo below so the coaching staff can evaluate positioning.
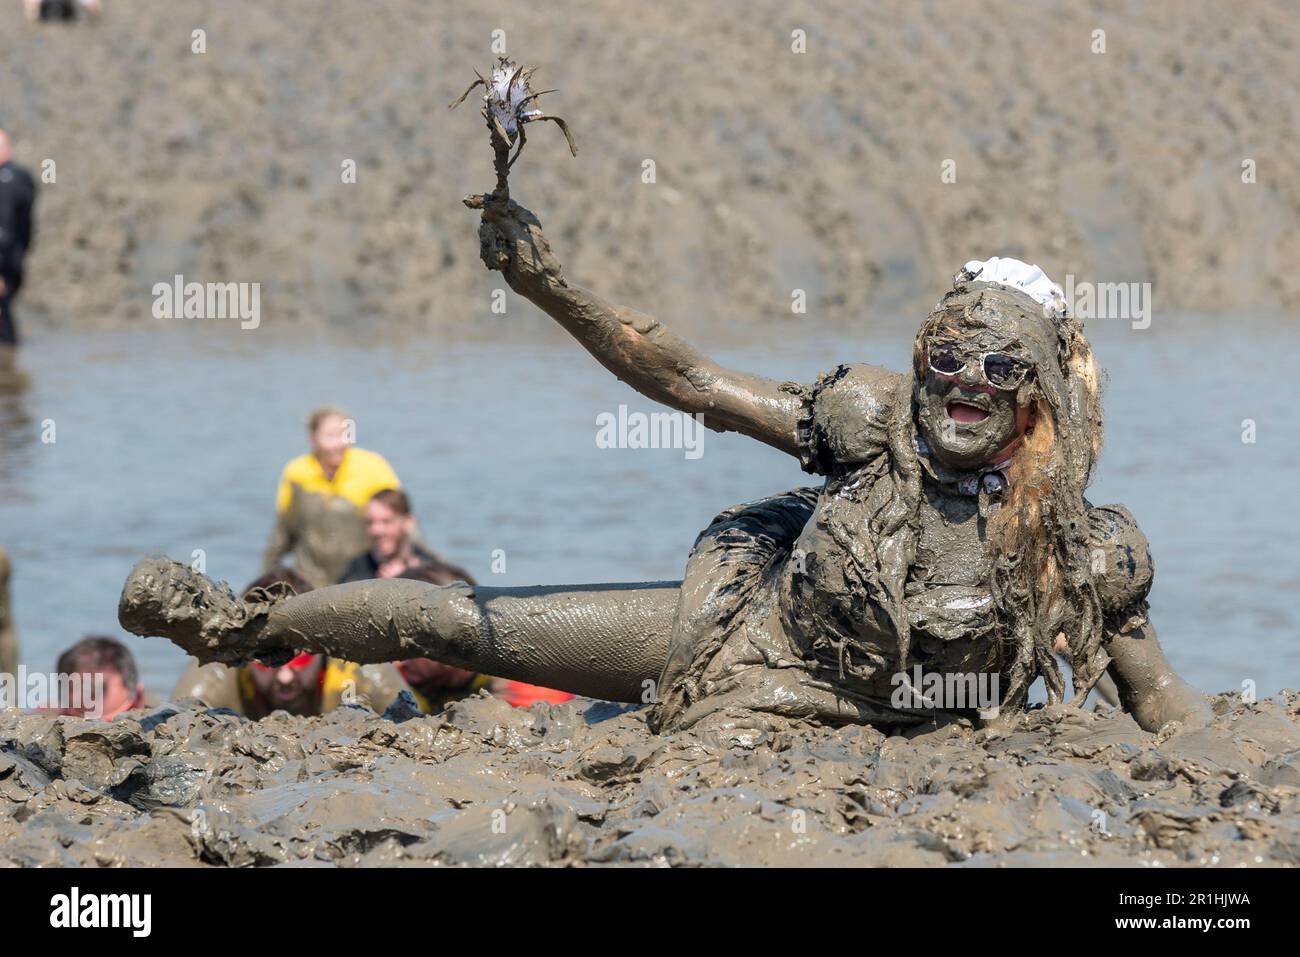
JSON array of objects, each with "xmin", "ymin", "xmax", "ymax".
[
  {"xmin": 2, "ymin": 690, "xmax": 1297, "ymax": 866},
  {"xmin": 1, "ymin": 0, "xmax": 1296, "ymax": 334}
]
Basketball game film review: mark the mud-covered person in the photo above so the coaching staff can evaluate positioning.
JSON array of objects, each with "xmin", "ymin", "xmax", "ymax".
[
  {"xmin": 53, "ymin": 636, "xmax": 147, "ymax": 719},
  {"xmin": 262, "ymin": 406, "xmax": 410, "ymax": 588},
  {"xmin": 122, "ymin": 208, "xmax": 1213, "ymax": 736},
  {"xmin": 171, "ymin": 567, "xmax": 411, "ymax": 718},
  {"xmin": 0, "ymin": 128, "xmax": 36, "ymax": 348}
]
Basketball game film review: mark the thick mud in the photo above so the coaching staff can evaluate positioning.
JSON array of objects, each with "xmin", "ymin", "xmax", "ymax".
[
  {"xmin": 3, "ymin": 0, "xmax": 1297, "ymax": 334},
  {"xmin": 2, "ymin": 690, "xmax": 1297, "ymax": 867}
]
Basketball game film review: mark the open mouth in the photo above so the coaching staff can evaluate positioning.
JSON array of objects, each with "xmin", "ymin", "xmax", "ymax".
[{"xmin": 946, "ymin": 400, "xmax": 990, "ymax": 424}]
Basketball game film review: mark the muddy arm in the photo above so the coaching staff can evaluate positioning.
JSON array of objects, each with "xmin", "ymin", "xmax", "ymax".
[
  {"xmin": 120, "ymin": 557, "xmax": 677, "ymax": 704},
  {"xmin": 471, "ymin": 198, "xmax": 803, "ymax": 455},
  {"xmin": 1106, "ymin": 621, "xmax": 1213, "ymax": 732}
]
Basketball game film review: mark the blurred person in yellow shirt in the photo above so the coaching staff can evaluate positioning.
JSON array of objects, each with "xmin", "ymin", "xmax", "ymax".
[{"xmin": 262, "ymin": 406, "xmax": 406, "ymax": 588}]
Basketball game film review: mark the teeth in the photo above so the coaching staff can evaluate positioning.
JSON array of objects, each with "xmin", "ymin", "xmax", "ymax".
[{"xmin": 947, "ymin": 400, "xmax": 990, "ymax": 423}]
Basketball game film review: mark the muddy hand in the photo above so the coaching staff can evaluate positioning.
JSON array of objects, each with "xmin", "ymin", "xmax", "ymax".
[
  {"xmin": 463, "ymin": 194, "xmax": 565, "ymax": 294},
  {"xmin": 118, "ymin": 556, "xmax": 293, "ymax": 666}
]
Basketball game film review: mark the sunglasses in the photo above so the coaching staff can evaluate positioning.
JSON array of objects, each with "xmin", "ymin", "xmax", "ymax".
[
  {"xmin": 251, "ymin": 652, "xmax": 319, "ymax": 672},
  {"xmin": 927, "ymin": 343, "xmax": 1031, "ymax": 391}
]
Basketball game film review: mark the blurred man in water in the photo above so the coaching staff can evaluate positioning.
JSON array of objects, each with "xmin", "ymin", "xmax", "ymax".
[
  {"xmin": 54, "ymin": 636, "xmax": 146, "ymax": 720},
  {"xmin": 0, "ymin": 128, "xmax": 36, "ymax": 348},
  {"xmin": 263, "ymin": 406, "xmax": 409, "ymax": 588},
  {"xmin": 391, "ymin": 563, "xmax": 491, "ymax": 711},
  {"xmin": 338, "ymin": 488, "xmax": 468, "ymax": 583}
]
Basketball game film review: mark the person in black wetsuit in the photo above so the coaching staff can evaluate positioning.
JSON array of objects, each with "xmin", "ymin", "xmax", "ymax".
[
  {"xmin": 24, "ymin": 0, "xmax": 101, "ymax": 21},
  {"xmin": 0, "ymin": 129, "xmax": 37, "ymax": 348}
]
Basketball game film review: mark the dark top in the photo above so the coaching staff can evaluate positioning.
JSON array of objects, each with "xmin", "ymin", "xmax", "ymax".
[
  {"xmin": 337, "ymin": 543, "xmax": 474, "ymax": 586},
  {"xmin": 0, "ymin": 161, "xmax": 36, "ymax": 280}
]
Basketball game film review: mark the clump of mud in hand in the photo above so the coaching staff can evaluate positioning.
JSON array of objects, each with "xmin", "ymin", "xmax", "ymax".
[{"xmin": 2, "ymin": 690, "xmax": 1298, "ymax": 866}]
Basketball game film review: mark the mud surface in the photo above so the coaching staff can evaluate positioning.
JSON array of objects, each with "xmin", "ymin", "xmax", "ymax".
[
  {"xmin": 2, "ymin": 690, "xmax": 1297, "ymax": 867},
  {"xmin": 2, "ymin": 0, "xmax": 1297, "ymax": 333}
]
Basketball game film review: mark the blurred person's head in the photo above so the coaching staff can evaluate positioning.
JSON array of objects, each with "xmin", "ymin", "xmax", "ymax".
[
  {"xmin": 241, "ymin": 568, "xmax": 324, "ymax": 713},
  {"xmin": 55, "ymin": 635, "xmax": 143, "ymax": 719},
  {"xmin": 308, "ymin": 406, "xmax": 352, "ymax": 478},
  {"xmin": 246, "ymin": 651, "xmax": 325, "ymax": 712},
  {"xmin": 365, "ymin": 488, "xmax": 415, "ymax": 563},
  {"xmin": 242, "ymin": 565, "xmax": 314, "ymax": 598}
]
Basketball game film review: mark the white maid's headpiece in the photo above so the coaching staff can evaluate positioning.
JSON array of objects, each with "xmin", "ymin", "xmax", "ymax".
[{"xmin": 956, "ymin": 256, "xmax": 1068, "ymax": 318}]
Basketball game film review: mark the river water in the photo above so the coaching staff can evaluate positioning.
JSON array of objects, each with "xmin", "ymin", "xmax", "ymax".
[{"xmin": 1, "ymin": 311, "xmax": 1295, "ymax": 700}]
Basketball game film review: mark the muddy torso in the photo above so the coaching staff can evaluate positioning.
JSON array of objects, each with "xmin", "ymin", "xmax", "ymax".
[
  {"xmin": 910, "ymin": 485, "xmax": 991, "ymax": 587},
  {"xmin": 782, "ymin": 476, "xmax": 999, "ymax": 701},
  {"xmin": 654, "ymin": 363, "xmax": 1153, "ymax": 732}
]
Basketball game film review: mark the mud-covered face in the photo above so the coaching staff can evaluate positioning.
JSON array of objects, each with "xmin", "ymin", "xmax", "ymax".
[{"xmin": 915, "ymin": 337, "xmax": 1033, "ymax": 471}]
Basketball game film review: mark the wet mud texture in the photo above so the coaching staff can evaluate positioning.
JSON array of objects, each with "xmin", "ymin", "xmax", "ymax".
[
  {"xmin": 2, "ymin": 691, "xmax": 1298, "ymax": 867},
  {"xmin": 3, "ymin": 0, "xmax": 1298, "ymax": 333}
]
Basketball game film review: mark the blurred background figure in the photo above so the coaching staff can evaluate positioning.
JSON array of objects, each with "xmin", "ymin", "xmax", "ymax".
[
  {"xmin": 23, "ymin": 0, "xmax": 100, "ymax": 22},
  {"xmin": 263, "ymin": 406, "xmax": 407, "ymax": 588},
  {"xmin": 0, "ymin": 547, "xmax": 15, "ymax": 679},
  {"xmin": 0, "ymin": 128, "xmax": 36, "ymax": 348},
  {"xmin": 170, "ymin": 567, "xmax": 412, "ymax": 719},
  {"xmin": 54, "ymin": 635, "xmax": 145, "ymax": 719},
  {"xmin": 338, "ymin": 488, "xmax": 470, "ymax": 584}
]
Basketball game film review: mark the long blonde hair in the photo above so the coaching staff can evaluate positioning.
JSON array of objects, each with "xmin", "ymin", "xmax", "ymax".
[{"xmin": 984, "ymin": 331, "xmax": 1106, "ymax": 709}]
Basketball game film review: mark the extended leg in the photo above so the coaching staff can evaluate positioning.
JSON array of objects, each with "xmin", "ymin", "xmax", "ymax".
[{"xmin": 119, "ymin": 557, "xmax": 677, "ymax": 703}]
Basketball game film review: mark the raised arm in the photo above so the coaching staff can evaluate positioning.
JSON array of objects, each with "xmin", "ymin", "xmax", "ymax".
[{"xmin": 470, "ymin": 197, "xmax": 803, "ymax": 456}]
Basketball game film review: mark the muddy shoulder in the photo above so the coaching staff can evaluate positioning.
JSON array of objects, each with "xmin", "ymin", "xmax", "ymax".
[{"xmin": 2, "ymin": 690, "xmax": 1298, "ymax": 866}]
